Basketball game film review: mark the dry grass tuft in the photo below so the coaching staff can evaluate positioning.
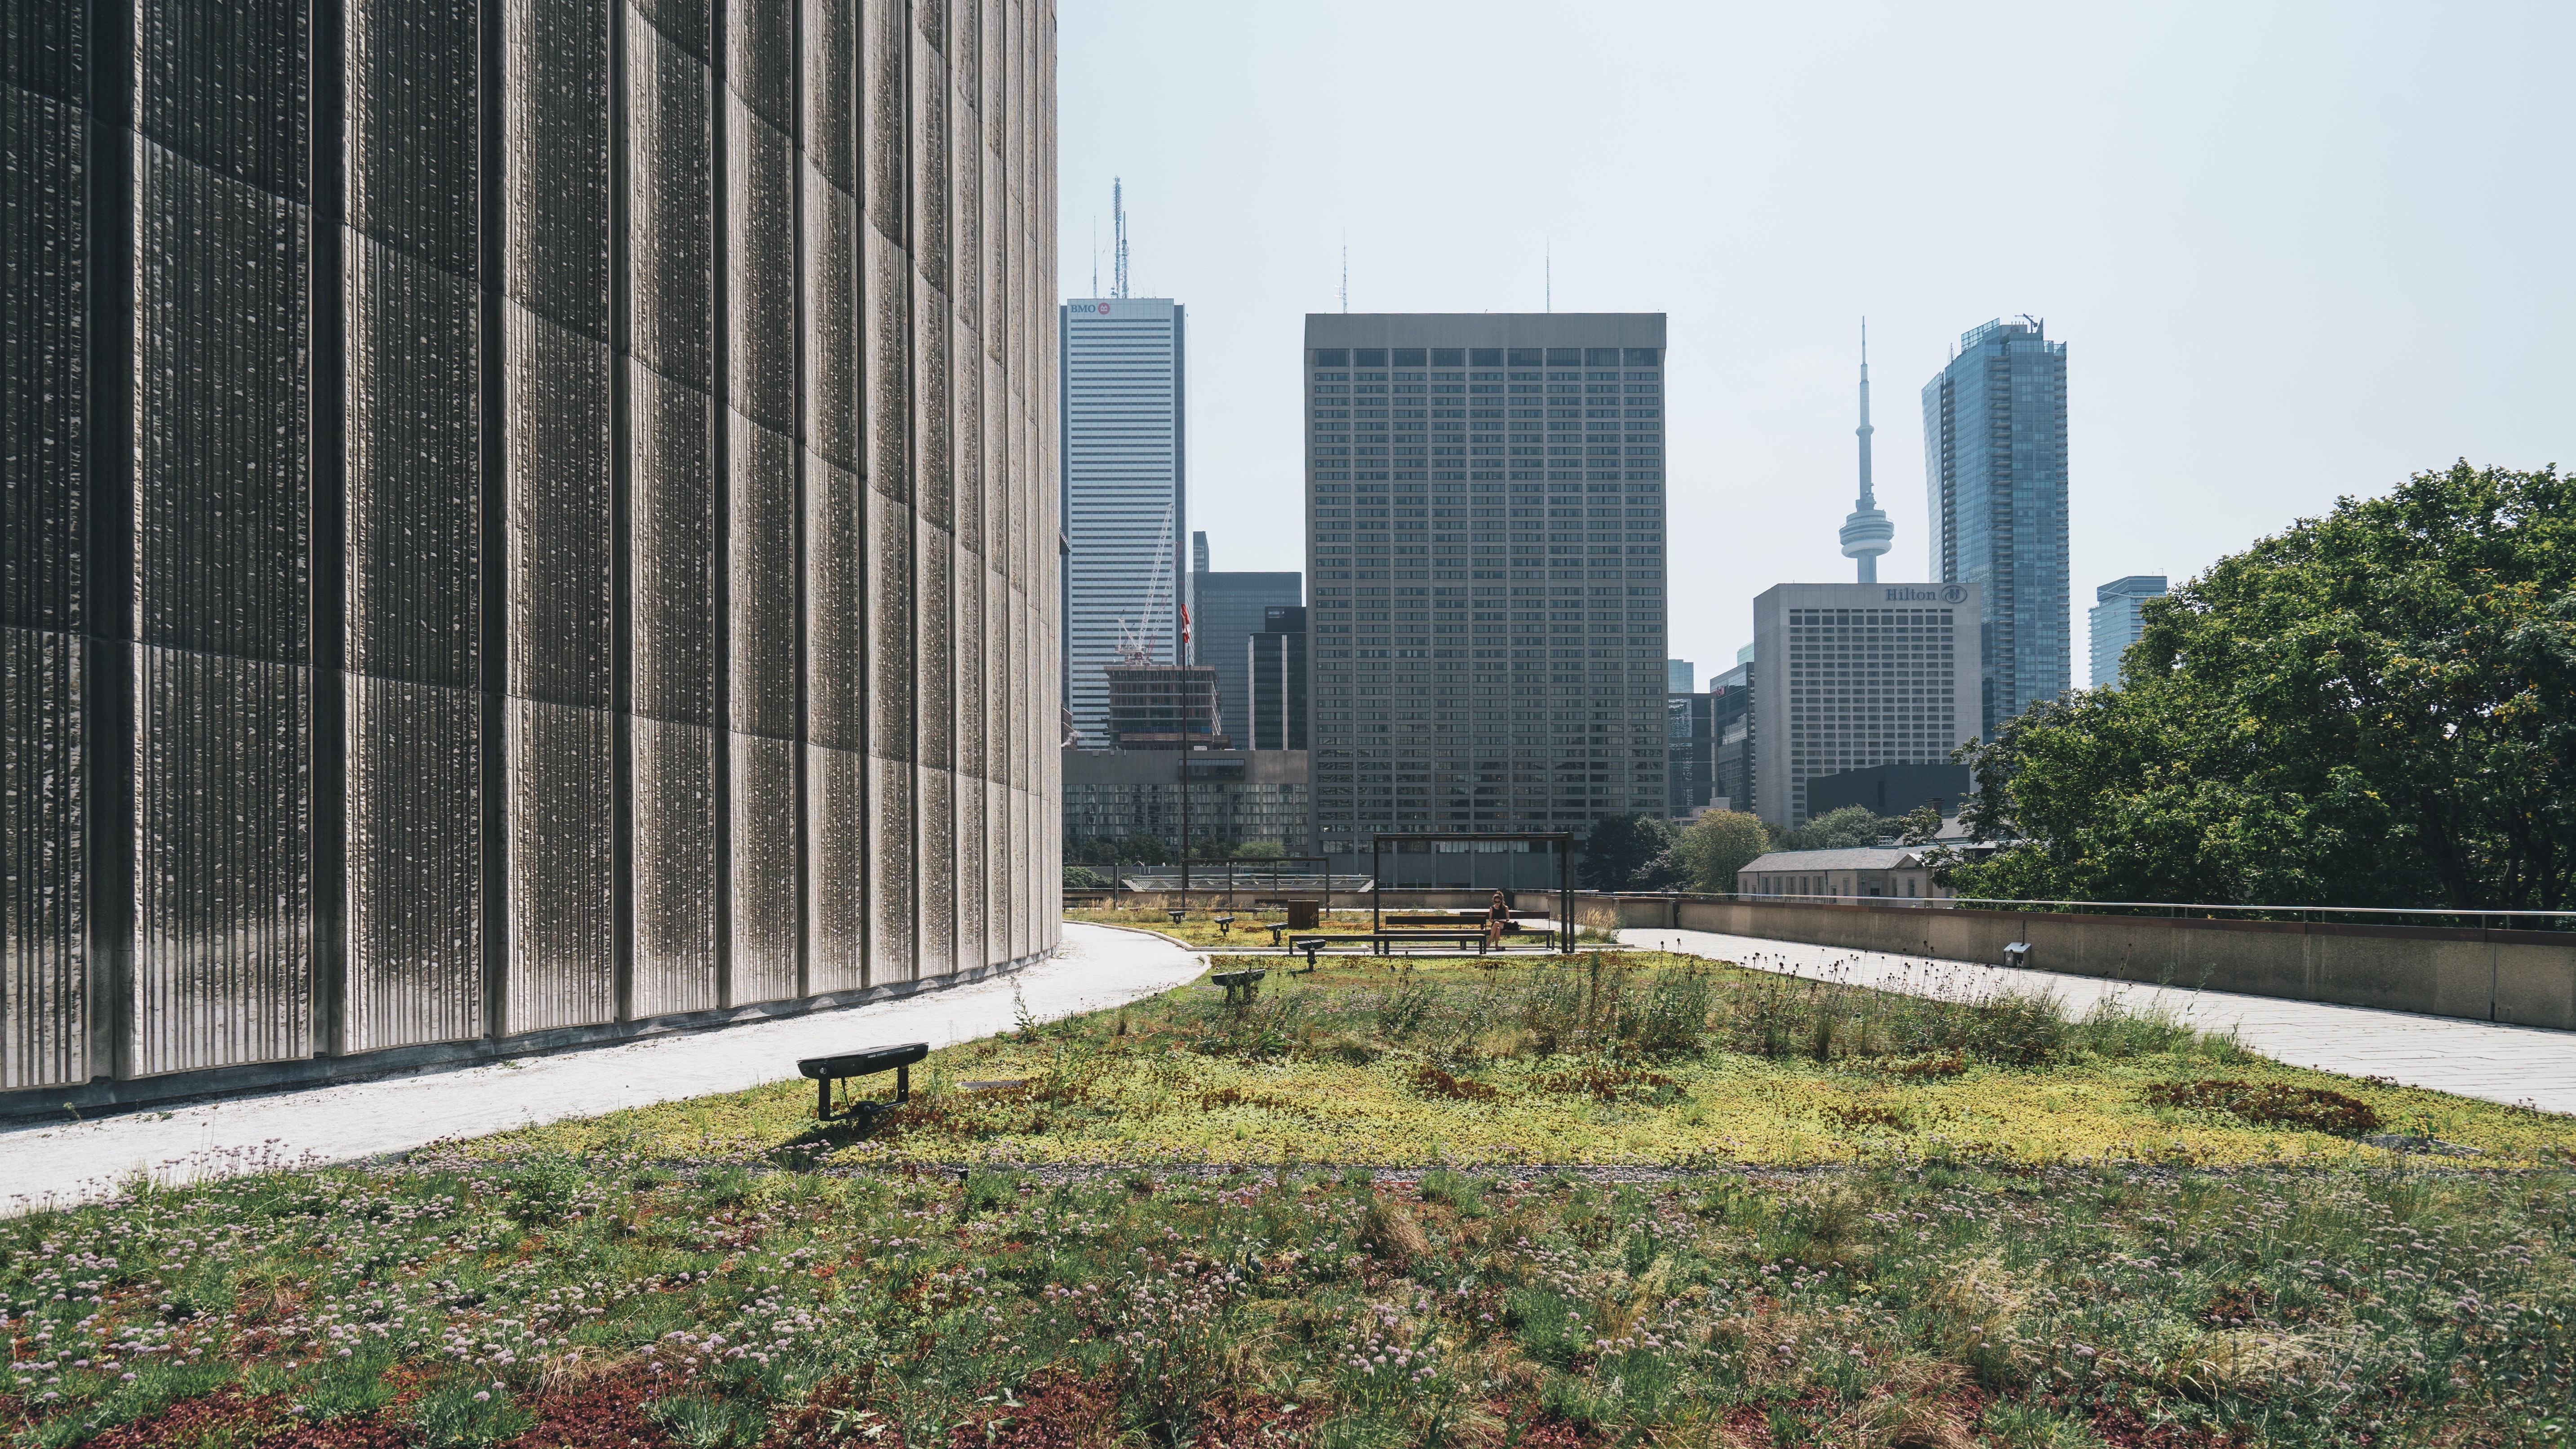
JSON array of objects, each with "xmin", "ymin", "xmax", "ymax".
[{"xmin": 1359, "ymin": 1197, "xmax": 1430, "ymax": 1263}]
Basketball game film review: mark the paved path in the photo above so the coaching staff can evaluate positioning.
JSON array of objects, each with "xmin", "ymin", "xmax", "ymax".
[
  {"xmin": 0, "ymin": 923, "xmax": 1206, "ymax": 1212},
  {"xmin": 1621, "ymin": 927, "xmax": 2576, "ymax": 1116}
]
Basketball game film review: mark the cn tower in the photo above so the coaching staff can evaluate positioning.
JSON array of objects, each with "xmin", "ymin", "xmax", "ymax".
[{"xmin": 1839, "ymin": 320, "xmax": 1894, "ymax": 582}]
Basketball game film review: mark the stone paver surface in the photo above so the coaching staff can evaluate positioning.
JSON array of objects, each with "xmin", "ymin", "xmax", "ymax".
[
  {"xmin": 0, "ymin": 922, "xmax": 1205, "ymax": 1212},
  {"xmin": 1621, "ymin": 927, "xmax": 2576, "ymax": 1116}
]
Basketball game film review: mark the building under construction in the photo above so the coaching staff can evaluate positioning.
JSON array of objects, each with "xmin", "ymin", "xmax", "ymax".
[{"xmin": 1106, "ymin": 664, "xmax": 1228, "ymax": 750}]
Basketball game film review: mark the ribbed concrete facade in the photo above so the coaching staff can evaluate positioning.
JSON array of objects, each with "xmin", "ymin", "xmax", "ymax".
[{"xmin": 1, "ymin": 0, "xmax": 1060, "ymax": 1104}]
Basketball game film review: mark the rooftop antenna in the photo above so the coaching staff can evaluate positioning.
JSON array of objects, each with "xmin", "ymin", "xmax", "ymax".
[
  {"xmin": 1339, "ymin": 238, "xmax": 1347, "ymax": 314},
  {"xmin": 1090, "ymin": 215, "xmax": 1098, "ymax": 298},
  {"xmin": 1112, "ymin": 178, "xmax": 1129, "ymax": 300},
  {"xmin": 1545, "ymin": 240, "xmax": 1551, "ymax": 313}
]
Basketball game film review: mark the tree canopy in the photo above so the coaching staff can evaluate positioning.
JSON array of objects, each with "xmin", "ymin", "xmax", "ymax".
[
  {"xmin": 1775, "ymin": 805, "xmax": 1889, "ymax": 853},
  {"xmin": 1578, "ymin": 814, "xmax": 1676, "ymax": 890},
  {"xmin": 1949, "ymin": 462, "xmax": 2576, "ymax": 911},
  {"xmin": 1673, "ymin": 810, "xmax": 1772, "ymax": 892}
]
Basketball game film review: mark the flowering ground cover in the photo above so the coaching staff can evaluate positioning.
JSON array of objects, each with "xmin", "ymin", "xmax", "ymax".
[
  {"xmin": 6, "ymin": 953, "xmax": 2572, "ymax": 1446},
  {"xmin": 3, "ymin": 1153, "xmax": 2570, "ymax": 1446}
]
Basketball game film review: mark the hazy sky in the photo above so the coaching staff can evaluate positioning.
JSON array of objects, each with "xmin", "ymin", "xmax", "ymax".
[{"xmin": 1055, "ymin": 1, "xmax": 2572, "ymax": 687}]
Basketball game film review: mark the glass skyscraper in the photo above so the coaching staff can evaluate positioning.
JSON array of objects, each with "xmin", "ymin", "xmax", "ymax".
[
  {"xmin": 1188, "ymin": 532, "xmax": 1300, "ymax": 739},
  {"xmin": 1302, "ymin": 316, "xmax": 1669, "ymax": 857},
  {"xmin": 1921, "ymin": 318, "xmax": 2070, "ymax": 733},
  {"xmin": 1060, "ymin": 298, "xmax": 1185, "ymax": 747},
  {"xmin": 2088, "ymin": 574, "xmax": 2167, "ymax": 689}
]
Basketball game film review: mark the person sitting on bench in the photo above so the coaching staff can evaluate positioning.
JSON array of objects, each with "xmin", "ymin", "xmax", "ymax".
[{"xmin": 1484, "ymin": 890, "xmax": 1510, "ymax": 951}]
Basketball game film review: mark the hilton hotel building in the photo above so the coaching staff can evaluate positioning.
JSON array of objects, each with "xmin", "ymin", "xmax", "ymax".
[
  {"xmin": 1302, "ymin": 315, "xmax": 1670, "ymax": 856},
  {"xmin": 1752, "ymin": 582, "xmax": 1983, "ymax": 829}
]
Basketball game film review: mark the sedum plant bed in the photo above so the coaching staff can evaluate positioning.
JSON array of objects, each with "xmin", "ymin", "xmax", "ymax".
[
  {"xmin": 484, "ymin": 953, "xmax": 2576, "ymax": 1171},
  {"xmin": 2, "ymin": 1153, "xmax": 2571, "ymax": 1447}
]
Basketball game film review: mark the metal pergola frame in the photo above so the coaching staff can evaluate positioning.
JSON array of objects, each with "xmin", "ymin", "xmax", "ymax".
[{"xmin": 1370, "ymin": 832, "xmax": 1576, "ymax": 955}]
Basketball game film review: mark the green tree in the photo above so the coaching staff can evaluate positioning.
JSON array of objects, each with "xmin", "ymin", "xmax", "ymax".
[
  {"xmin": 1673, "ymin": 809, "xmax": 1772, "ymax": 893},
  {"xmin": 1777, "ymin": 805, "xmax": 1888, "ymax": 852},
  {"xmin": 1230, "ymin": 838, "xmax": 1288, "ymax": 861},
  {"xmin": 1578, "ymin": 814, "xmax": 1676, "ymax": 890},
  {"xmin": 1950, "ymin": 462, "xmax": 2576, "ymax": 911}
]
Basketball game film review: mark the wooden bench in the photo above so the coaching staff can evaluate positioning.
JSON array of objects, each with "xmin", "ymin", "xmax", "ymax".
[
  {"xmin": 1284, "ymin": 930, "xmax": 1492, "ymax": 961},
  {"xmin": 798, "ymin": 1041, "xmax": 929, "ymax": 1125},
  {"xmin": 1213, "ymin": 914, "xmax": 1237, "ymax": 937}
]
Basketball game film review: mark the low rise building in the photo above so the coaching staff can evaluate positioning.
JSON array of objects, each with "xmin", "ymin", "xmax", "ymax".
[{"xmin": 1737, "ymin": 847, "xmax": 1950, "ymax": 901}]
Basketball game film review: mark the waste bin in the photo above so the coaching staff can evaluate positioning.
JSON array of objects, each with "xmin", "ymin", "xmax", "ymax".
[{"xmin": 1285, "ymin": 899, "xmax": 1321, "ymax": 930}]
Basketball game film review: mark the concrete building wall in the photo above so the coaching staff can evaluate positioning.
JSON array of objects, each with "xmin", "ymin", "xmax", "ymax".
[{"xmin": 2, "ymin": 0, "xmax": 1061, "ymax": 1110}]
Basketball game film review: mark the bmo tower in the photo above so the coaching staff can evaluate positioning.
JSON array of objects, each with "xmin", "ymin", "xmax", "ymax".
[
  {"xmin": 1301, "ymin": 315, "xmax": 1669, "ymax": 869},
  {"xmin": 1059, "ymin": 297, "xmax": 1186, "ymax": 747}
]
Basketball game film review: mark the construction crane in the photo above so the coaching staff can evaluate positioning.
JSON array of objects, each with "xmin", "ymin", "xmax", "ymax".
[{"xmin": 1112, "ymin": 497, "xmax": 1178, "ymax": 667}]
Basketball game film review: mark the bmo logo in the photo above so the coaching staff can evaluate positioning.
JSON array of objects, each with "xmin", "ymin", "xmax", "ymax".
[{"xmin": 1095, "ymin": 302, "xmax": 1110, "ymax": 314}]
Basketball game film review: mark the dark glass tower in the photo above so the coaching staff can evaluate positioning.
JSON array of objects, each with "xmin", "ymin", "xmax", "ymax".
[{"xmin": 1921, "ymin": 318, "xmax": 2070, "ymax": 733}]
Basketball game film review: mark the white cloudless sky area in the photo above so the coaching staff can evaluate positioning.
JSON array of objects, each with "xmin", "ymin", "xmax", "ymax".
[{"xmin": 1055, "ymin": 1, "xmax": 2572, "ymax": 690}]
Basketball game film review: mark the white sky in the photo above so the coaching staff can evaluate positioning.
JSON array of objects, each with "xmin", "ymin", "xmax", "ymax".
[{"xmin": 1055, "ymin": 1, "xmax": 2573, "ymax": 688}]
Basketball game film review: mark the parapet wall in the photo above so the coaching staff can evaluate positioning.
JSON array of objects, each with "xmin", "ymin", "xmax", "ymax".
[{"xmin": 1587, "ymin": 896, "xmax": 2576, "ymax": 1031}]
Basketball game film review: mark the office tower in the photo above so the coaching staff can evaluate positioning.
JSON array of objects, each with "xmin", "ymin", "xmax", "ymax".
[
  {"xmin": 2089, "ymin": 575, "xmax": 2168, "ymax": 689},
  {"xmin": 1667, "ymin": 690, "xmax": 1718, "ymax": 817},
  {"xmin": 1667, "ymin": 659, "xmax": 1695, "ymax": 693},
  {"xmin": 1189, "ymin": 533, "xmax": 1301, "ymax": 736},
  {"xmin": 1839, "ymin": 326, "xmax": 1894, "ymax": 582},
  {"xmin": 1751, "ymin": 584, "xmax": 1982, "ymax": 828},
  {"xmin": 1707, "ymin": 667, "xmax": 1754, "ymax": 814},
  {"xmin": 1061, "ymin": 297, "xmax": 1186, "ymax": 745},
  {"xmin": 1249, "ymin": 606, "xmax": 1310, "ymax": 750},
  {"xmin": 1106, "ymin": 665, "xmax": 1228, "ymax": 750},
  {"xmin": 1303, "ymin": 316, "xmax": 1669, "ymax": 859},
  {"xmin": 2, "ymin": 0, "xmax": 1060, "ymax": 1106},
  {"xmin": 1923, "ymin": 317, "xmax": 2070, "ymax": 732}
]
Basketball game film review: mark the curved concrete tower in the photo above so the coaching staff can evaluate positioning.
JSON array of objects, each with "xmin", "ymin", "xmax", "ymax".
[{"xmin": 1839, "ymin": 321, "xmax": 1895, "ymax": 581}]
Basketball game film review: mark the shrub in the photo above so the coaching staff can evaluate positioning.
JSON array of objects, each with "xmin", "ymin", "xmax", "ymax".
[
  {"xmin": 1618, "ymin": 966, "xmax": 1714, "ymax": 1059},
  {"xmin": 1371, "ymin": 971, "xmax": 1448, "ymax": 1041}
]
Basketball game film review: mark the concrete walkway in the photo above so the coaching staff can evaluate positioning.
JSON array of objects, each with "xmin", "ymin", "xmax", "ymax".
[
  {"xmin": 1621, "ymin": 927, "xmax": 2576, "ymax": 1116},
  {"xmin": 0, "ymin": 922, "xmax": 1207, "ymax": 1212}
]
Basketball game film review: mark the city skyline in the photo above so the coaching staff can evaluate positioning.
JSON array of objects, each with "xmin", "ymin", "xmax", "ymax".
[{"xmin": 1056, "ymin": 1, "xmax": 2573, "ymax": 681}]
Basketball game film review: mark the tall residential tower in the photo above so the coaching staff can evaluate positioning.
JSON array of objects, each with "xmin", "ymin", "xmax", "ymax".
[
  {"xmin": 1060, "ymin": 297, "xmax": 1186, "ymax": 745},
  {"xmin": 1923, "ymin": 318, "xmax": 2070, "ymax": 733},
  {"xmin": 1302, "ymin": 315, "xmax": 1669, "ymax": 860}
]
